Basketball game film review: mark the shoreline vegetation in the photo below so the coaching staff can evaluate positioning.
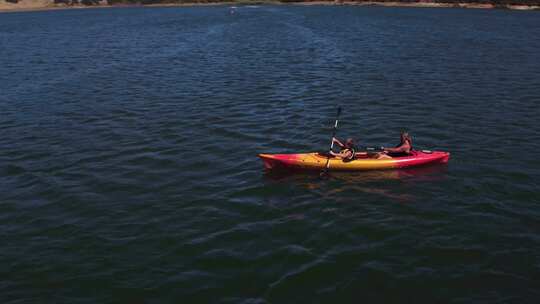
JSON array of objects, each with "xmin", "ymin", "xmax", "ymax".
[{"xmin": 1, "ymin": 0, "xmax": 539, "ymax": 12}]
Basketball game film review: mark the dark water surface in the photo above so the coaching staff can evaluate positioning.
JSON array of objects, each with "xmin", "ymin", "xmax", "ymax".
[{"xmin": 1, "ymin": 5, "xmax": 540, "ymax": 303}]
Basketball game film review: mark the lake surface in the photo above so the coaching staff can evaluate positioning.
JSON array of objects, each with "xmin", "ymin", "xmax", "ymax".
[{"xmin": 1, "ymin": 5, "xmax": 540, "ymax": 303}]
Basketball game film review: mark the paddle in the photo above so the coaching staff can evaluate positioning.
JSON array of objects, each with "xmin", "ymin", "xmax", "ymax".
[{"xmin": 320, "ymin": 106, "xmax": 342, "ymax": 178}]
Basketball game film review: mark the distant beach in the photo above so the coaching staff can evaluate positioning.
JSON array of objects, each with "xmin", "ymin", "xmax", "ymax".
[
  {"xmin": 0, "ymin": 0, "xmax": 226, "ymax": 12},
  {"xmin": 1, "ymin": 0, "xmax": 539, "ymax": 13}
]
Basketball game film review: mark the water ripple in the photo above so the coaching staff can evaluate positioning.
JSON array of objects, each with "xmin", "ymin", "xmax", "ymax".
[{"xmin": 1, "ymin": 5, "xmax": 540, "ymax": 303}]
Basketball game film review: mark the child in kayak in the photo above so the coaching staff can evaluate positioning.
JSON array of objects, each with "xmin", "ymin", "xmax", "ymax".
[
  {"xmin": 330, "ymin": 137, "xmax": 386, "ymax": 160},
  {"xmin": 330, "ymin": 137, "xmax": 357, "ymax": 161}
]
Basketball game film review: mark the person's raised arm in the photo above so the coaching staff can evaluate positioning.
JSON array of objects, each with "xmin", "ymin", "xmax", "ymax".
[{"xmin": 332, "ymin": 137, "xmax": 344, "ymax": 148}]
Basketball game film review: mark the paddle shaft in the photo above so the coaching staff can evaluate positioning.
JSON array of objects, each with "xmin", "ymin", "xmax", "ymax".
[{"xmin": 322, "ymin": 107, "xmax": 342, "ymax": 174}]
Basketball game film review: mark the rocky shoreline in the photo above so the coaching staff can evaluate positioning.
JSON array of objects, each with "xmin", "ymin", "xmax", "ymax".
[
  {"xmin": 300, "ymin": 1, "xmax": 540, "ymax": 9},
  {"xmin": 1, "ymin": 0, "xmax": 539, "ymax": 12}
]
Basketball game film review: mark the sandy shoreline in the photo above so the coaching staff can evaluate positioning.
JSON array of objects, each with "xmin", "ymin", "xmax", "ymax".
[
  {"xmin": 1, "ymin": 0, "xmax": 539, "ymax": 13},
  {"xmin": 0, "ymin": 1, "xmax": 251, "ymax": 12}
]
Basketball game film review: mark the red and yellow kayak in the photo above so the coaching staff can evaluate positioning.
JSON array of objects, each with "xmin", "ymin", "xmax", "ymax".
[{"xmin": 258, "ymin": 150, "xmax": 450, "ymax": 171}]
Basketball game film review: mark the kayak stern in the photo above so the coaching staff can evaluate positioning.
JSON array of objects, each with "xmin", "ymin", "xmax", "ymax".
[
  {"xmin": 258, "ymin": 154, "xmax": 281, "ymax": 170},
  {"xmin": 258, "ymin": 153, "xmax": 300, "ymax": 170}
]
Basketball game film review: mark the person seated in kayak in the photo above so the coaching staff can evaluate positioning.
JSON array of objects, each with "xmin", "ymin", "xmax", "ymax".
[
  {"xmin": 330, "ymin": 137, "xmax": 359, "ymax": 161},
  {"xmin": 382, "ymin": 132, "xmax": 413, "ymax": 157}
]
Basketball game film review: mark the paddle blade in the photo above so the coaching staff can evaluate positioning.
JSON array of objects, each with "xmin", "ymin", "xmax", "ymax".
[
  {"xmin": 319, "ymin": 169, "xmax": 330, "ymax": 179},
  {"xmin": 337, "ymin": 106, "xmax": 342, "ymax": 117}
]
